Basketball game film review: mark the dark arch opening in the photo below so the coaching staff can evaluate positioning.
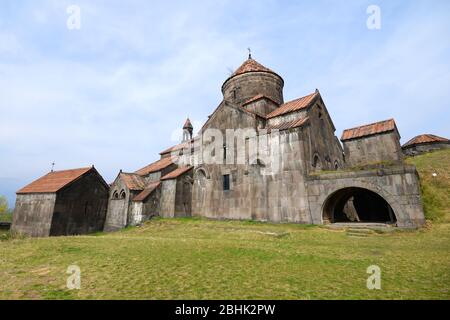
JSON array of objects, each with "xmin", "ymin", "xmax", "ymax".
[{"xmin": 323, "ymin": 187, "xmax": 396, "ymax": 224}]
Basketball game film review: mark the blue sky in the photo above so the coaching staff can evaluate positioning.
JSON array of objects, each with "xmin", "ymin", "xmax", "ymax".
[{"xmin": 1, "ymin": 0, "xmax": 449, "ymax": 206}]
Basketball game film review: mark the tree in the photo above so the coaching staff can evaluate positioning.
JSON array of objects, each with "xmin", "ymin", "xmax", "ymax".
[{"xmin": 0, "ymin": 196, "xmax": 8, "ymax": 214}]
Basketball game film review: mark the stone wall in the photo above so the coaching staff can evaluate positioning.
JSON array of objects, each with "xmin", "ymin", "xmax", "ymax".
[
  {"xmin": 403, "ymin": 142, "xmax": 450, "ymax": 156},
  {"xmin": 343, "ymin": 131, "xmax": 403, "ymax": 167},
  {"xmin": 174, "ymin": 172, "xmax": 193, "ymax": 217},
  {"xmin": 12, "ymin": 193, "xmax": 57, "ymax": 237},
  {"xmin": 244, "ymin": 98, "xmax": 278, "ymax": 117},
  {"xmin": 160, "ymin": 179, "xmax": 176, "ymax": 218},
  {"xmin": 50, "ymin": 170, "xmax": 109, "ymax": 236},
  {"xmin": 104, "ymin": 178, "xmax": 133, "ymax": 231},
  {"xmin": 306, "ymin": 165, "xmax": 425, "ymax": 228},
  {"xmin": 222, "ymin": 72, "xmax": 284, "ymax": 106},
  {"xmin": 129, "ymin": 187, "xmax": 161, "ymax": 225}
]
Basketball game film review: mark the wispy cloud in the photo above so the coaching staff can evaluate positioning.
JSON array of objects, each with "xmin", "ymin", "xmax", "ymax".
[{"xmin": 0, "ymin": 0, "xmax": 449, "ymax": 206}]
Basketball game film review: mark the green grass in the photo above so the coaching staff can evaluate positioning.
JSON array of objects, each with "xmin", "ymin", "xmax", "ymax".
[
  {"xmin": 0, "ymin": 218, "xmax": 449, "ymax": 300},
  {"xmin": 406, "ymin": 149, "xmax": 450, "ymax": 222},
  {"xmin": 0, "ymin": 150, "xmax": 449, "ymax": 300}
]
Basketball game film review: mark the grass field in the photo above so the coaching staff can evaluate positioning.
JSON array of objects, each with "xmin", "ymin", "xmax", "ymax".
[{"xmin": 0, "ymin": 150, "xmax": 449, "ymax": 300}]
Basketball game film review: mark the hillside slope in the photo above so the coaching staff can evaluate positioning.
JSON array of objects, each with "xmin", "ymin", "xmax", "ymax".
[{"xmin": 406, "ymin": 149, "xmax": 450, "ymax": 222}]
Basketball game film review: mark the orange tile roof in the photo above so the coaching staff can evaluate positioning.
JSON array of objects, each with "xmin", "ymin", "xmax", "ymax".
[
  {"xmin": 341, "ymin": 119, "xmax": 397, "ymax": 141},
  {"xmin": 223, "ymin": 58, "xmax": 282, "ymax": 87},
  {"xmin": 403, "ymin": 134, "xmax": 449, "ymax": 148},
  {"xmin": 161, "ymin": 166, "xmax": 193, "ymax": 180},
  {"xmin": 119, "ymin": 173, "xmax": 146, "ymax": 191},
  {"xmin": 134, "ymin": 157, "xmax": 174, "ymax": 176},
  {"xmin": 183, "ymin": 118, "xmax": 193, "ymax": 129},
  {"xmin": 266, "ymin": 91, "xmax": 318, "ymax": 119},
  {"xmin": 17, "ymin": 167, "xmax": 92, "ymax": 194},
  {"xmin": 267, "ymin": 116, "xmax": 310, "ymax": 131},
  {"xmin": 243, "ymin": 94, "xmax": 279, "ymax": 106},
  {"xmin": 232, "ymin": 58, "xmax": 275, "ymax": 77},
  {"xmin": 132, "ymin": 181, "xmax": 160, "ymax": 202},
  {"xmin": 159, "ymin": 140, "xmax": 193, "ymax": 155}
]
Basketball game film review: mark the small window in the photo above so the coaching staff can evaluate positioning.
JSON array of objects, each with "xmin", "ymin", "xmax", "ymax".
[
  {"xmin": 112, "ymin": 191, "xmax": 119, "ymax": 199},
  {"xmin": 120, "ymin": 190, "xmax": 126, "ymax": 199},
  {"xmin": 223, "ymin": 174, "xmax": 230, "ymax": 191}
]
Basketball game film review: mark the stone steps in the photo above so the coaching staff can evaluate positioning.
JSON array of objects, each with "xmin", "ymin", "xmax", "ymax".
[{"xmin": 346, "ymin": 228, "xmax": 374, "ymax": 238}]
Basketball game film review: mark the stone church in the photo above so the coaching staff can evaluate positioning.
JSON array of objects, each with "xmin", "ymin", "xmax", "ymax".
[{"xmin": 104, "ymin": 54, "xmax": 425, "ymax": 230}]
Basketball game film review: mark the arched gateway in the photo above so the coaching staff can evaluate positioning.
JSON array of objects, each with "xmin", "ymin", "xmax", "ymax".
[{"xmin": 322, "ymin": 187, "xmax": 397, "ymax": 224}]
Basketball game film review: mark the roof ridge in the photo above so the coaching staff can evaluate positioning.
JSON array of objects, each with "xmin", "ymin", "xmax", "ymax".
[
  {"xmin": 343, "ymin": 118, "xmax": 394, "ymax": 132},
  {"xmin": 266, "ymin": 91, "xmax": 318, "ymax": 119}
]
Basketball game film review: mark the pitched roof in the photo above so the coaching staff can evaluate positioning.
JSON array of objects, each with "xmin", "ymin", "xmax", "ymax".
[
  {"xmin": 159, "ymin": 140, "xmax": 192, "ymax": 155},
  {"xmin": 134, "ymin": 157, "xmax": 174, "ymax": 176},
  {"xmin": 132, "ymin": 181, "xmax": 160, "ymax": 202},
  {"xmin": 266, "ymin": 91, "xmax": 318, "ymax": 119},
  {"xmin": 119, "ymin": 172, "xmax": 146, "ymax": 191},
  {"xmin": 341, "ymin": 119, "xmax": 398, "ymax": 141},
  {"xmin": 223, "ymin": 58, "xmax": 282, "ymax": 87},
  {"xmin": 403, "ymin": 134, "xmax": 449, "ymax": 148},
  {"xmin": 243, "ymin": 94, "xmax": 279, "ymax": 107},
  {"xmin": 161, "ymin": 166, "xmax": 193, "ymax": 180},
  {"xmin": 183, "ymin": 118, "xmax": 193, "ymax": 129},
  {"xmin": 17, "ymin": 167, "xmax": 92, "ymax": 194},
  {"xmin": 232, "ymin": 58, "xmax": 276, "ymax": 77},
  {"xmin": 267, "ymin": 116, "xmax": 310, "ymax": 132}
]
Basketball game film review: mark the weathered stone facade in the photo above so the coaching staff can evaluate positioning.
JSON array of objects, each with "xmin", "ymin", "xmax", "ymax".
[
  {"xmin": 402, "ymin": 134, "xmax": 450, "ymax": 156},
  {"xmin": 13, "ymin": 167, "xmax": 109, "ymax": 237},
  {"xmin": 103, "ymin": 56, "xmax": 425, "ymax": 229}
]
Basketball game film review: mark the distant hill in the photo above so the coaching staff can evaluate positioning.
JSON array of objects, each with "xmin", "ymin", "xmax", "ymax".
[{"xmin": 406, "ymin": 149, "xmax": 450, "ymax": 222}]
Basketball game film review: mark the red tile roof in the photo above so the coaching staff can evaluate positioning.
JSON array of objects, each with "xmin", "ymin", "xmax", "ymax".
[
  {"xmin": 267, "ymin": 116, "xmax": 310, "ymax": 132},
  {"xmin": 17, "ymin": 167, "xmax": 92, "ymax": 194},
  {"xmin": 403, "ymin": 134, "xmax": 449, "ymax": 148},
  {"xmin": 183, "ymin": 118, "xmax": 193, "ymax": 129},
  {"xmin": 223, "ymin": 58, "xmax": 282, "ymax": 87},
  {"xmin": 135, "ymin": 157, "xmax": 174, "ymax": 176},
  {"xmin": 161, "ymin": 166, "xmax": 193, "ymax": 180},
  {"xmin": 132, "ymin": 181, "xmax": 160, "ymax": 202},
  {"xmin": 266, "ymin": 91, "xmax": 318, "ymax": 119},
  {"xmin": 341, "ymin": 119, "xmax": 397, "ymax": 141},
  {"xmin": 159, "ymin": 140, "xmax": 193, "ymax": 155},
  {"xmin": 242, "ymin": 94, "xmax": 279, "ymax": 106},
  {"xmin": 119, "ymin": 173, "xmax": 146, "ymax": 191},
  {"xmin": 232, "ymin": 58, "xmax": 275, "ymax": 77}
]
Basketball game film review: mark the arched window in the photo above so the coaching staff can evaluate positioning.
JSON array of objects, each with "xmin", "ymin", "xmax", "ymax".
[
  {"xmin": 112, "ymin": 191, "xmax": 119, "ymax": 199},
  {"xmin": 313, "ymin": 154, "xmax": 322, "ymax": 170},
  {"xmin": 334, "ymin": 160, "xmax": 339, "ymax": 170},
  {"xmin": 119, "ymin": 190, "xmax": 126, "ymax": 199}
]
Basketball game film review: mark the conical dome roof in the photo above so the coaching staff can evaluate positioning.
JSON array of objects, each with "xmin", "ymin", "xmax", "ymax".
[
  {"xmin": 223, "ymin": 57, "xmax": 282, "ymax": 88},
  {"xmin": 232, "ymin": 57, "xmax": 276, "ymax": 77},
  {"xmin": 183, "ymin": 118, "xmax": 193, "ymax": 129}
]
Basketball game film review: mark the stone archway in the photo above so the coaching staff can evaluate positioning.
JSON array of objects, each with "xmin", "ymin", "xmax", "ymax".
[
  {"xmin": 322, "ymin": 187, "xmax": 397, "ymax": 224},
  {"xmin": 309, "ymin": 178, "xmax": 412, "ymax": 227}
]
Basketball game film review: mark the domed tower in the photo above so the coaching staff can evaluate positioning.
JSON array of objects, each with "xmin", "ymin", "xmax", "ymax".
[
  {"xmin": 182, "ymin": 118, "xmax": 193, "ymax": 142},
  {"xmin": 222, "ymin": 53, "xmax": 284, "ymax": 115}
]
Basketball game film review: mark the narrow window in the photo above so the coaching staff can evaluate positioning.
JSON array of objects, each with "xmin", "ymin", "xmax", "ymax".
[{"xmin": 223, "ymin": 174, "xmax": 230, "ymax": 191}]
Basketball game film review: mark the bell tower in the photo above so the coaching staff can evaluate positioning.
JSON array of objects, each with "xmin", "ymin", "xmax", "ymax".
[{"xmin": 182, "ymin": 118, "xmax": 193, "ymax": 142}]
